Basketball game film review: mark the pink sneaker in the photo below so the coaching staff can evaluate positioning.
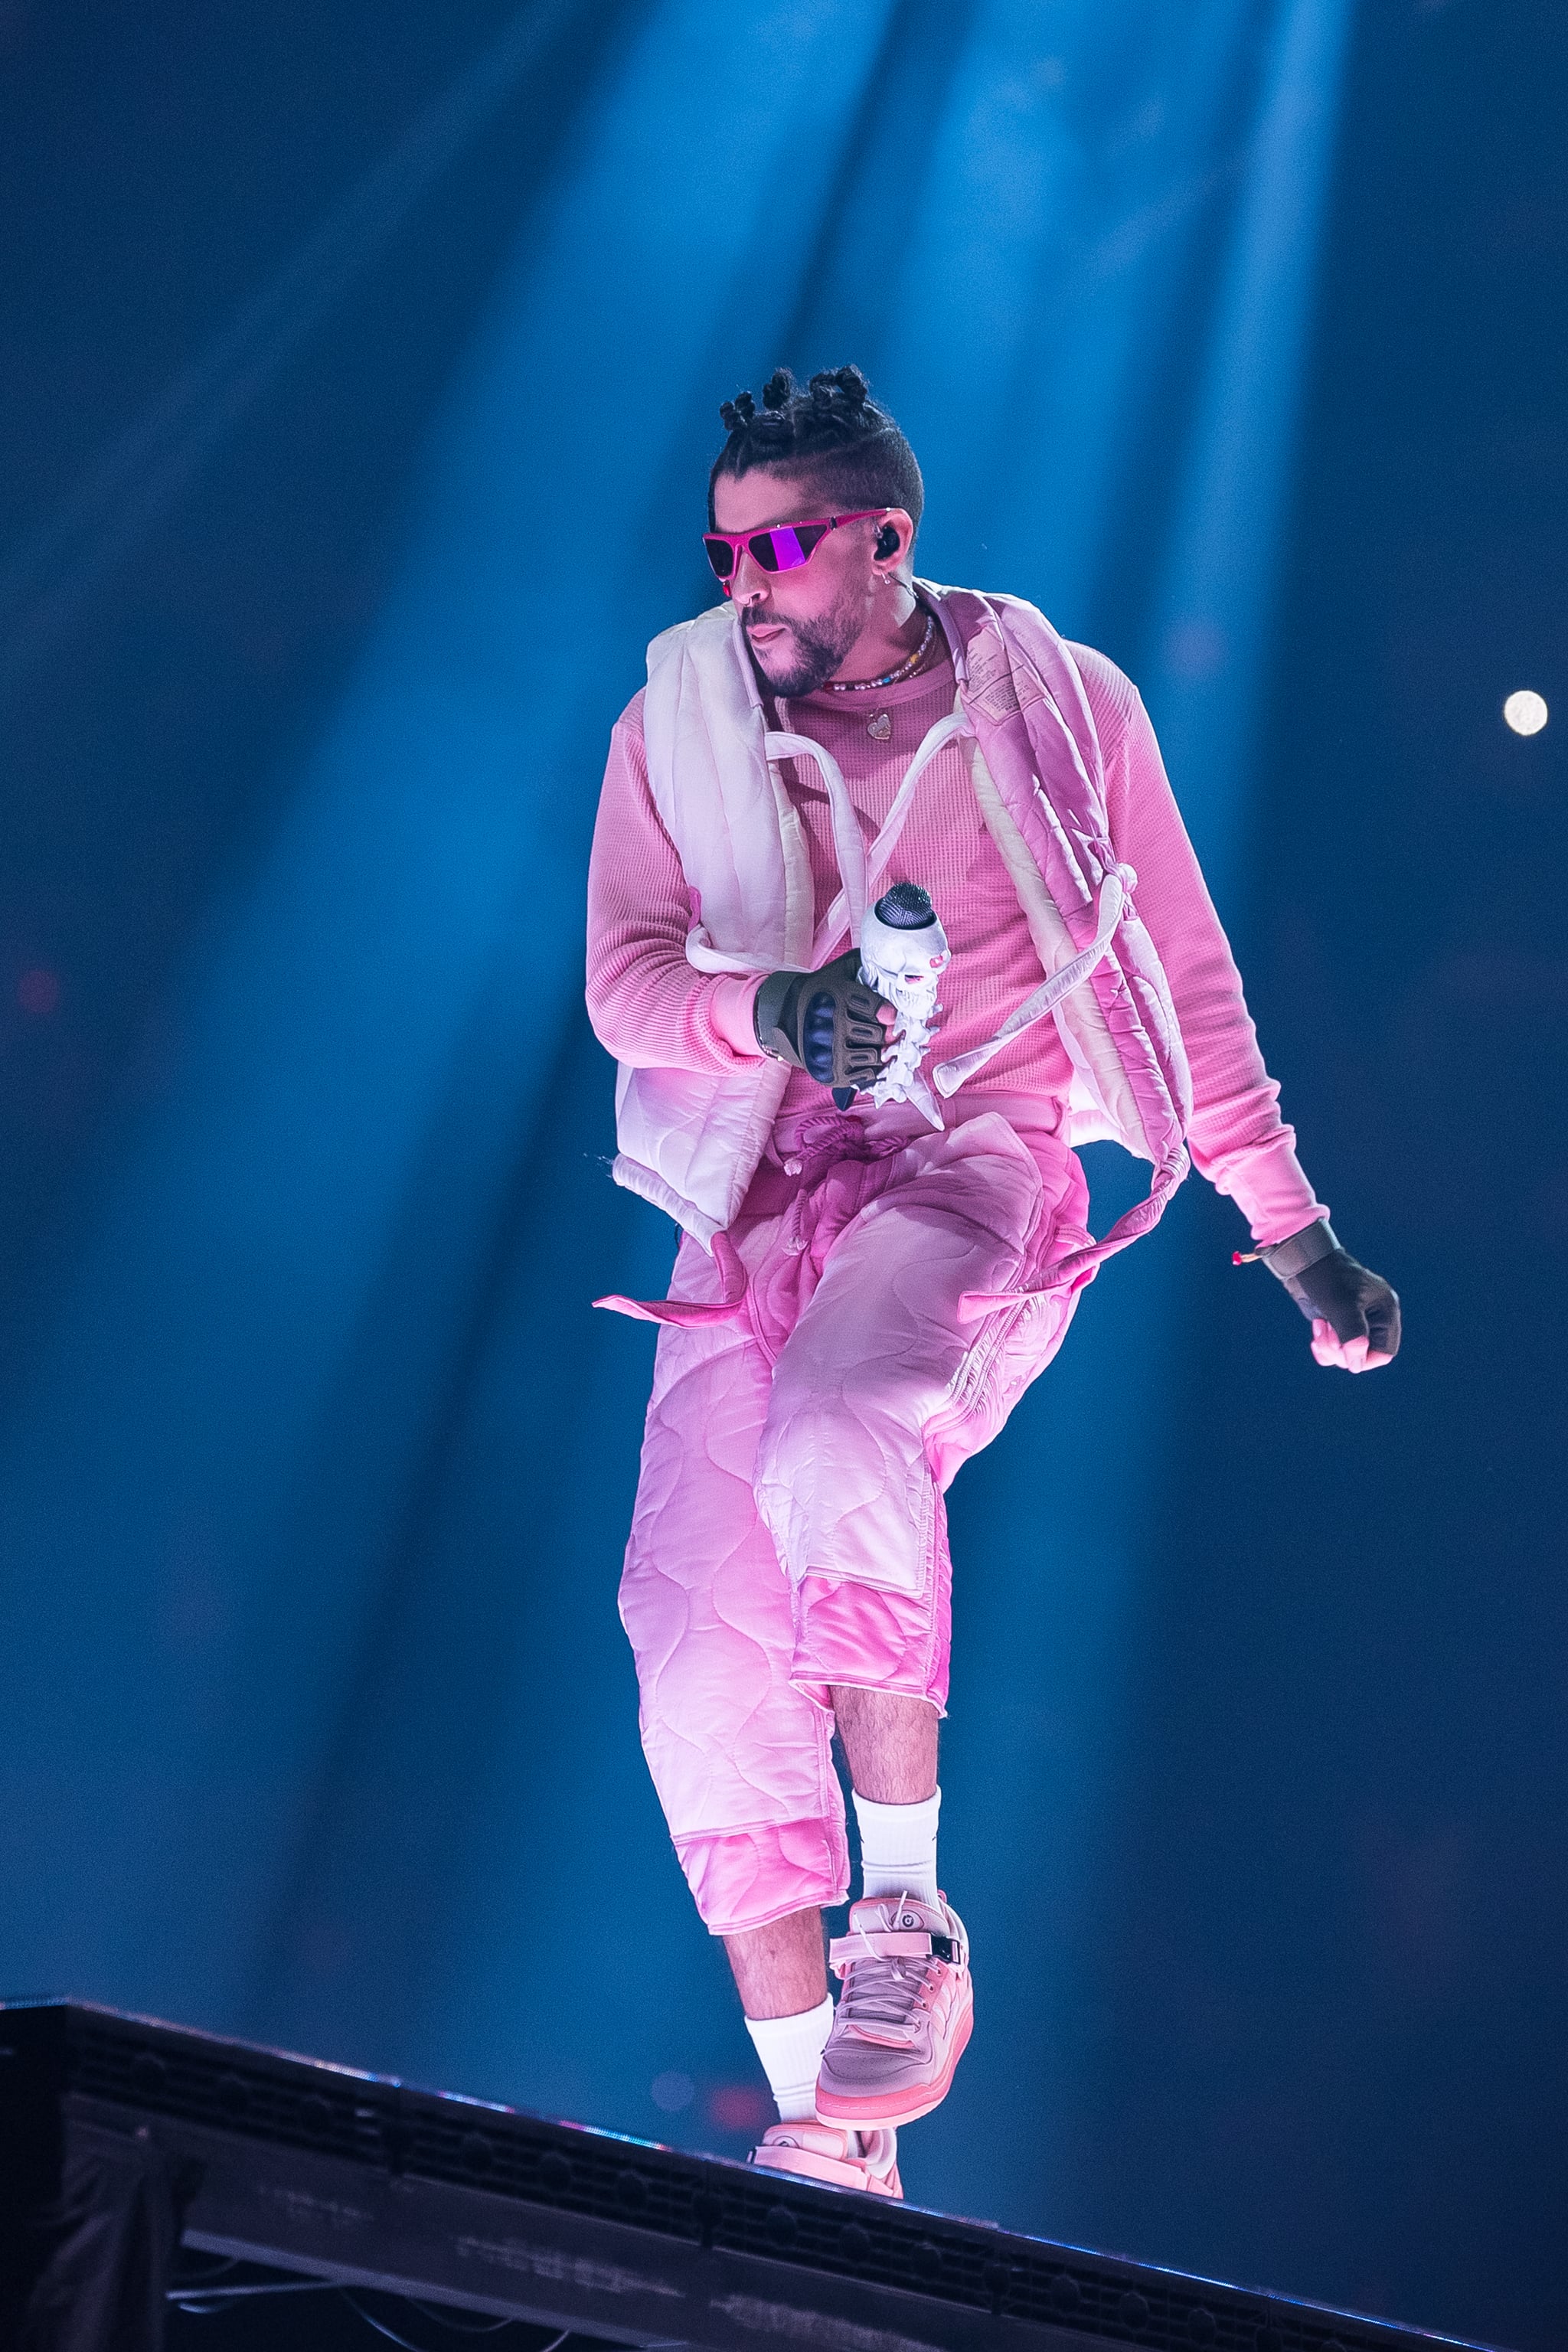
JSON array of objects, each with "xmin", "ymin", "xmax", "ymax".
[
  {"xmin": 815, "ymin": 1893, "xmax": 972, "ymax": 2128},
  {"xmin": 749, "ymin": 2120, "xmax": 902, "ymax": 2197}
]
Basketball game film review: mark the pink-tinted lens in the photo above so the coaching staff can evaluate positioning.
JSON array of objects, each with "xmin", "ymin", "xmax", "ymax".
[{"xmin": 753, "ymin": 521, "xmax": 828, "ymax": 573}]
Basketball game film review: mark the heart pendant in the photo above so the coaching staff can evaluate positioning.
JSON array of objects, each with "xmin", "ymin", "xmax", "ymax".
[{"xmin": 867, "ymin": 710, "xmax": 892, "ymax": 741}]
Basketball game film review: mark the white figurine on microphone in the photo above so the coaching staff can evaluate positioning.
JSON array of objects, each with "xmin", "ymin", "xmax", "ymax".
[{"xmin": 858, "ymin": 883, "xmax": 949, "ymax": 1129}]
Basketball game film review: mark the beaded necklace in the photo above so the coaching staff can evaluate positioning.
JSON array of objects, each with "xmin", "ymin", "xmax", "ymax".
[{"xmin": 825, "ymin": 609, "xmax": 938, "ymax": 694}]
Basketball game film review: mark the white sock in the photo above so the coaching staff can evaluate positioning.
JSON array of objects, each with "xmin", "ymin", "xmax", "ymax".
[
  {"xmin": 854, "ymin": 1787, "xmax": 941, "ymax": 1906},
  {"xmin": 744, "ymin": 1994, "xmax": 834, "ymax": 2123}
]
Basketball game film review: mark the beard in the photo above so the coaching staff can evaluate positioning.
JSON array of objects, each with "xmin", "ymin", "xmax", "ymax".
[{"xmin": 745, "ymin": 585, "xmax": 863, "ymax": 697}]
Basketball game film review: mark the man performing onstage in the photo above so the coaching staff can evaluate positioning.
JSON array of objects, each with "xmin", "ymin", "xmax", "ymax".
[{"xmin": 586, "ymin": 365, "xmax": 1399, "ymax": 2199}]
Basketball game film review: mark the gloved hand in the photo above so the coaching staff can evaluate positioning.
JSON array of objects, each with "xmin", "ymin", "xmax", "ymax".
[
  {"xmin": 753, "ymin": 949, "xmax": 893, "ymax": 1104},
  {"xmin": 1253, "ymin": 1219, "xmax": 1400, "ymax": 1373}
]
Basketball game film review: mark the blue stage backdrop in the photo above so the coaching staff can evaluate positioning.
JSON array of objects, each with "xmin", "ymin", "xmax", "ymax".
[{"xmin": 1, "ymin": 5, "xmax": 1564, "ymax": 2347}]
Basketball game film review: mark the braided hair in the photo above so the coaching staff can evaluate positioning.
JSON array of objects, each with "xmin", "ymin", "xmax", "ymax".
[{"xmin": 708, "ymin": 365, "xmax": 924, "ymax": 532}]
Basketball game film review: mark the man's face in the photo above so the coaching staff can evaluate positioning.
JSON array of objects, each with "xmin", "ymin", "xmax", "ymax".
[{"xmin": 710, "ymin": 469, "xmax": 898, "ymax": 697}]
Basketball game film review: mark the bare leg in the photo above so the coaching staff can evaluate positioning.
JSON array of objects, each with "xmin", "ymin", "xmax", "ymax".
[
  {"xmin": 724, "ymin": 1903, "xmax": 828, "ymax": 2019},
  {"xmin": 830, "ymin": 1684, "xmax": 938, "ymax": 1804},
  {"xmin": 722, "ymin": 1689, "xmax": 938, "ymax": 2014}
]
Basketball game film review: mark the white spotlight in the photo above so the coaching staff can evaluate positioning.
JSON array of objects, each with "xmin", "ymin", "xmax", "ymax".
[{"xmin": 1503, "ymin": 690, "xmax": 1548, "ymax": 737}]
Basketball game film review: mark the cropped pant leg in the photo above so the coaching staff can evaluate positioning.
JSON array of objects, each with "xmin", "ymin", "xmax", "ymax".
[
  {"xmin": 618, "ymin": 1113, "xmax": 1091, "ymax": 1936},
  {"xmin": 755, "ymin": 1114, "xmax": 1090, "ymax": 1713},
  {"xmin": 618, "ymin": 1241, "xmax": 850, "ymax": 1938}
]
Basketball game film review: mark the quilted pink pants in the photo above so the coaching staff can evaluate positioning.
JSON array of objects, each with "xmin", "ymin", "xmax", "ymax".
[{"xmin": 617, "ymin": 1109, "xmax": 1093, "ymax": 1936}]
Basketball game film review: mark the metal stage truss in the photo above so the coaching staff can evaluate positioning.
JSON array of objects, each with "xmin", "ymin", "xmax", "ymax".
[{"xmin": 0, "ymin": 2000, "xmax": 1498, "ymax": 2352}]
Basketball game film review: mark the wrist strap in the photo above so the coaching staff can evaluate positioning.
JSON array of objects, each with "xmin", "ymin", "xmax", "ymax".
[
  {"xmin": 753, "ymin": 968, "xmax": 803, "ymax": 1065},
  {"xmin": 1256, "ymin": 1219, "xmax": 1340, "ymax": 1282}
]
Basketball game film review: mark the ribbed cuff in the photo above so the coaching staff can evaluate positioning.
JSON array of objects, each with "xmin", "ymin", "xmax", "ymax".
[
  {"xmin": 699, "ymin": 973, "xmax": 766, "ymax": 1063},
  {"xmin": 1212, "ymin": 1134, "xmax": 1331, "ymax": 1248}
]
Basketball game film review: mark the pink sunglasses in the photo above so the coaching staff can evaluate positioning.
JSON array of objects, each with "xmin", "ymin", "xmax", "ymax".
[{"xmin": 702, "ymin": 508, "xmax": 887, "ymax": 589}]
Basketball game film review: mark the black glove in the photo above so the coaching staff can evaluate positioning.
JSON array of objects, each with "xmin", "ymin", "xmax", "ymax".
[
  {"xmin": 1257, "ymin": 1220, "xmax": 1401, "ymax": 1360},
  {"xmin": 754, "ymin": 949, "xmax": 890, "ymax": 1105}
]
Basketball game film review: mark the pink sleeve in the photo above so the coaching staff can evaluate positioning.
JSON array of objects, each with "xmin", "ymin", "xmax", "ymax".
[
  {"xmin": 1073, "ymin": 646, "xmax": 1328, "ymax": 1247},
  {"xmin": 586, "ymin": 690, "xmax": 764, "ymax": 1072}
]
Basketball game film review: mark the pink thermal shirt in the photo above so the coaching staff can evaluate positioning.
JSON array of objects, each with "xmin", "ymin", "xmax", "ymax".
[{"xmin": 586, "ymin": 635, "xmax": 1325, "ymax": 1246}]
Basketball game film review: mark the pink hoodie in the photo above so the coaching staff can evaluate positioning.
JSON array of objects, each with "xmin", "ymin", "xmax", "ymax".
[{"xmin": 588, "ymin": 625, "xmax": 1324, "ymax": 1248}]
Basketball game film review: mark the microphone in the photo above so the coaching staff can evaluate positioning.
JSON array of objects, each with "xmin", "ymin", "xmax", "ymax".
[{"xmin": 851, "ymin": 883, "xmax": 949, "ymax": 1126}]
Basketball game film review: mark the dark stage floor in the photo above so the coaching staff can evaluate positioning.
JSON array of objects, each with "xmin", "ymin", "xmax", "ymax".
[{"xmin": 1, "ymin": 2000, "xmax": 1501, "ymax": 2352}]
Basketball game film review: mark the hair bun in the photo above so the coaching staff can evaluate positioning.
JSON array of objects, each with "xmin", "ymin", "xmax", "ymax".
[
  {"xmin": 707, "ymin": 363, "xmax": 921, "ymax": 537},
  {"xmin": 808, "ymin": 364, "xmax": 871, "ymax": 413}
]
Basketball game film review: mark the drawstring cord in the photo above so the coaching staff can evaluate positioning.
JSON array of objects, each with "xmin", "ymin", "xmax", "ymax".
[{"xmin": 771, "ymin": 1109, "xmax": 903, "ymax": 1255}]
